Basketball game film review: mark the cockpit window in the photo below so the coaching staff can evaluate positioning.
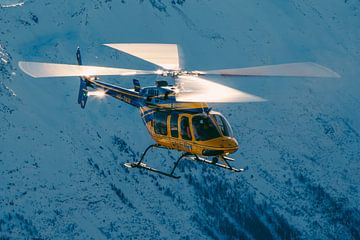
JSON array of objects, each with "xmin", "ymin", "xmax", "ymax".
[
  {"xmin": 180, "ymin": 116, "xmax": 192, "ymax": 140},
  {"xmin": 212, "ymin": 114, "xmax": 234, "ymax": 137},
  {"xmin": 154, "ymin": 111, "xmax": 168, "ymax": 136},
  {"xmin": 192, "ymin": 114, "xmax": 221, "ymax": 141}
]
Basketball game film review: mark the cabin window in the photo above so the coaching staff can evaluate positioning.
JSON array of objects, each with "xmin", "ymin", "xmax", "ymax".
[
  {"xmin": 192, "ymin": 114, "xmax": 221, "ymax": 141},
  {"xmin": 147, "ymin": 89, "xmax": 158, "ymax": 97},
  {"xmin": 212, "ymin": 114, "xmax": 234, "ymax": 137},
  {"xmin": 154, "ymin": 111, "xmax": 168, "ymax": 135},
  {"xmin": 170, "ymin": 113, "xmax": 179, "ymax": 138},
  {"xmin": 180, "ymin": 116, "xmax": 192, "ymax": 140}
]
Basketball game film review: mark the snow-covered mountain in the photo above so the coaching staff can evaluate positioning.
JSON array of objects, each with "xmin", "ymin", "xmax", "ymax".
[{"xmin": 1, "ymin": 0, "xmax": 359, "ymax": 239}]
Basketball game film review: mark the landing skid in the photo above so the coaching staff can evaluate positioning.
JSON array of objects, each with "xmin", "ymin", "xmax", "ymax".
[
  {"xmin": 187, "ymin": 155, "xmax": 244, "ymax": 173},
  {"xmin": 125, "ymin": 162, "xmax": 181, "ymax": 179},
  {"xmin": 124, "ymin": 144, "xmax": 244, "ymax": 179}
]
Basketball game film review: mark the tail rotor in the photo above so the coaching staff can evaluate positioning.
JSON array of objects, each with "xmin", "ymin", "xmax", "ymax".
[{"xmin": 76, "ymin": 47, "xmax": 89, "ymax": 109}]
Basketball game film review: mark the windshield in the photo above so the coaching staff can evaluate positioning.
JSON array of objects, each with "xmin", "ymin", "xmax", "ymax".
[
  {"xmin": 192, "ymin": 114, "xmax": 221, "ymax": 141},
  {"xmin": 212, "ymin": 113, "xmax": 234, "ymax": 137}
]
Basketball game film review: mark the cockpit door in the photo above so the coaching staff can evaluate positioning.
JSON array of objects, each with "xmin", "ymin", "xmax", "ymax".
[{"xmin": 180, "ymin": 115, "xmax": 192, "ymax": 141}]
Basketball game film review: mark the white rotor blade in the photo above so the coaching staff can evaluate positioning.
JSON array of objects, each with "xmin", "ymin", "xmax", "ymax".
[
  {"xmin": 176, "ymin": 76, "xmax": 266, "ymax": 103},
  {"xmin": 104, "ymin": 43, "xmax": 180, "ymax": 70},
  {"xmin": 18, "ymin": 61, "xmax": 157, "ymax": 78},
  {"xmin": 197, "ymin": 62, "xmax": 340, "ymax": 78}
]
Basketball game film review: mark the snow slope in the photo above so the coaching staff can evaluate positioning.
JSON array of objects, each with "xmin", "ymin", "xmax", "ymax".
[{"xmin": 0, "ymin": 0, "xmax": 359, "ymax": 239}]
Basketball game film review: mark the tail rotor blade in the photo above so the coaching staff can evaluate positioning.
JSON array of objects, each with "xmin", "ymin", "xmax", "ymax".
[
  {"xmin": 196, "ymin": 62, "xmax": 340, "ymax": 78},
  {"xmin": 18, "ymin": 61, "xmax": 158, "ymax": 78}
]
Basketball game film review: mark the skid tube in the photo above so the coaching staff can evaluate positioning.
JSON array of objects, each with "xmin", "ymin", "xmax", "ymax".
[
  {"xmin": 189, "ymin": 155, "xmax": 244, "ymax": 173},
  {"xmin": 124, "ymin": 144, "xmax": 244, "ymax": 179}
]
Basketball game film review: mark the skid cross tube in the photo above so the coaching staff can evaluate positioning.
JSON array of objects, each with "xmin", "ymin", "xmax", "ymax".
[
  {"xmin": 223, "ymin": 157, "xmax": 235, "ymax": 171},
  {"xmin": 125, "ymin": 144, "xmax": 184, "ymax": 179},
  {"xmin": 135, "ymin": 144, "xmax": 159, "ymax": 167},
  {"xmin": 169, "ymin": 152, "xmax": 191, "ymax": 176}
]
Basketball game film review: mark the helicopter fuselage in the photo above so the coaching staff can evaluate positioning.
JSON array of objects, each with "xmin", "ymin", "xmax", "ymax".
[
  {"xmin": 17, "ymin": 44, "xmax": 340, "ymax": 177},
  {"xmin": 86, "ymin": 78, "xmax": 239, "ymax": 157}
]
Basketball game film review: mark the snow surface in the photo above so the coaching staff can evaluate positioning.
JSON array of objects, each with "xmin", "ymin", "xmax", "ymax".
[
  {"xmin": 0, "ymin": 0, "xmax": 359, "ymax": 239},
  {"xmin": 0, "ymin": 0, "xmax": 25, "ymax": 8}
]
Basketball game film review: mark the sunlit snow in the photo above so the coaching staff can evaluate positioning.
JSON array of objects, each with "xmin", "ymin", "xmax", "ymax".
[{"xmin": 0, "ymin": 0, "xmax": 25, "ymax": 8}]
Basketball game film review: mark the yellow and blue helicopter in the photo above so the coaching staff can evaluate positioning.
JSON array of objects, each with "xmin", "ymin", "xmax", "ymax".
[{"xmin": 19, "ymin": 44, "xmax": 339, "ymax": 178}]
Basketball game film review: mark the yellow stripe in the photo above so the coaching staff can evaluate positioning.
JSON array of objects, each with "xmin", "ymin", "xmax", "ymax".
[{"xmin": 155, "ymin": 103, "xmax": 209, "ymax": 109}]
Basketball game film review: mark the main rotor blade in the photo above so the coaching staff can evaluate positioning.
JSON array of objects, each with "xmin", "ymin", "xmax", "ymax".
[
  {"xmin": 176, "ymin": 76, "xmax": 266, "ymax": 103},
  {"xmin": 196, "ymin": 62, "xmax": 340, "ymax": 78},
  {"xmin": 104, "ymin": 43, "xmax": 180, "ymax": 70},
  {"xmin": 18, "ymin": 61, "xmax": 157, "ymax": 78}
]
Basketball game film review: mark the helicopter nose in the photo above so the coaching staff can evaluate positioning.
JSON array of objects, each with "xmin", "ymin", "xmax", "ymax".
[
  {"xmin": 201, "ymin": 137, "xmax": 239, "ymax": 156},
  {"xmin": 217, "ymin": 138, "xmax": 239, "ymax": 155},
  {"xmin": 228, "ymin": 138, "xmax": 239, "ymax": 148},
  {"xmin": 220, "ymin": 137, "xmax": 238, "ymax": 149}
]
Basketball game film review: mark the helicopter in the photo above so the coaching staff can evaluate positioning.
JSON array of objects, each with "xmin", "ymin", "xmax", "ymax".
[{"xmin": 18, "ymin": 44, "xmax": 340, "ymax": 178}]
